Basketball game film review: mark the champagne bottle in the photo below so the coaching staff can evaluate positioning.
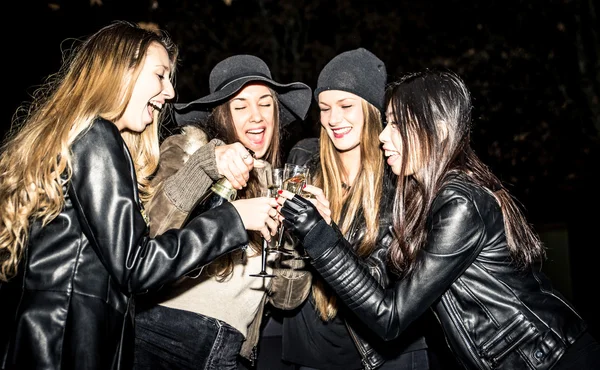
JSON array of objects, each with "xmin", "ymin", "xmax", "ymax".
[{"xmin": 184, "ymin": 177, "xmax": 237, "ymax": 226}]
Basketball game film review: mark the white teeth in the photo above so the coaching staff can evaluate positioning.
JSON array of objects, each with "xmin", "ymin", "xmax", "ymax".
[
  {"xmin": 149, "ymin": 101, "xmax": 163, "ymax": 111},
  {"xmin": 247, "ymin": 129, "xmax": 264, "ymax": 134},
  {"xmin": 332, "ymin": 127, "xmax": 351, "ymax": 134}
]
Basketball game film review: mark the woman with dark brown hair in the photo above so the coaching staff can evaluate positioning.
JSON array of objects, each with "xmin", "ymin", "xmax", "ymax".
[{"xmin": 133, "ymin": 54, "xmax": 313, "ymax": 370}]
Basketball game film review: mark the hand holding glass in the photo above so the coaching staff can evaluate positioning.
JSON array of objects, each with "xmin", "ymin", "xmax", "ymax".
[
  {"xmin": 278, "ymin": 163, "xmax": 311, "ymax": 259},
  {"xmin": 249, "ymin": 160, "xmax": 276, "ymax": 278},
  {"xmin": 268, "ymin": 168, "xmax": 291, "ymax": 255}
]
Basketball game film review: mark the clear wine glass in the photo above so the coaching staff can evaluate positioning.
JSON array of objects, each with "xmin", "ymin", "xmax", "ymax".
[
  {"xmin": 250, "ymin": 160, "xmax": 276, "ymax": 278},
  {"xmin": 268, "ymin": 168, "xmax": 292, "ymax": 256},
  {"xmin": 279, "ymin": 163, "xmax": 311, "ymax": 260}
]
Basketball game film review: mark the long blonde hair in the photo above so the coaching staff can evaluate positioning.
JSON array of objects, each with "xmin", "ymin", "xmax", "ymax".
[
  {"xmin": 0, "ymin": 20, "xmax": 178, "ymax": 282},
  {"xmin": 312, "ymin": 100, "xmax": 385, "ymax": 320}
]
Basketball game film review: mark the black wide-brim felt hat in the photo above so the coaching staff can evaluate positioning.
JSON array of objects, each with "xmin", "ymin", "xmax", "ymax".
[{"xmin": 174, "ymin": 54, "xmax": 312, "ymax": 127}]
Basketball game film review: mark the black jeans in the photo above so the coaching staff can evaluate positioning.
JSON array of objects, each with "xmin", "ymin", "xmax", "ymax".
[
  {"xmin": 134, "ymin": 304, "xmax": 244, "ymax": 370},
  {"xmin": 296, "ymin": 349, "xmax": 430, "ymax": 370},
  {"xmin": 552, "ymin": 331, "xmax": 600, "ymax": 370}
]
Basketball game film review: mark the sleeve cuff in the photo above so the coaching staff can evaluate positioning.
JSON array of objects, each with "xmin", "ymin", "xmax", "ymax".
[
  {"xmin": 195, "ymin": 138, "xmax": 225, "ymax": 181},
  {"xmin": 163, "ymin": 139, "xmax": 224, "ymax": 211},
  {"xmin": 303, "ymin": 220, "xmax": 341, "ymax": 257}
]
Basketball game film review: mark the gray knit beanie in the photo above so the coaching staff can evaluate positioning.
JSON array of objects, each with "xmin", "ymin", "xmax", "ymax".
[{"xmin": 314, "ymin": 48, "xmax": 387, "ymax": 111}]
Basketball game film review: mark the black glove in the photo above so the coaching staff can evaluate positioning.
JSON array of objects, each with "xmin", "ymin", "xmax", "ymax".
[{"xmin": 280, "ymin": 194, "xmax": 324, "ymax": 242}]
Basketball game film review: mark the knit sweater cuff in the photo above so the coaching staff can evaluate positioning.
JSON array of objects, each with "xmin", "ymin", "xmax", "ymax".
[
  {"xmin": 163, "ymin": 138, "xmax": 225, "ymax": 211},
  {"xmin": 199, "ymin": 138, "xmax": 225, "ymax": 181}
]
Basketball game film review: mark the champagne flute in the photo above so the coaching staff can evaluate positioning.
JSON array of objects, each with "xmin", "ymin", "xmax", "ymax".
[
  {"xmin": 269, "ymin": 168, "xmax": 284, "ymax": 198},
  {"xmin": 249, "ymin": 160, "xmax": 276, "ymax": 278},
  {"xmin": 282, "ymin": 163, "xmax": 309, "ymax": 194},
  {"xmin": 279, "ymin": 163, "xmax": 311, "ymax": 259},
  {"xmin": 268, "ymin": 168, "xmax": 292, "ymax": 255}
]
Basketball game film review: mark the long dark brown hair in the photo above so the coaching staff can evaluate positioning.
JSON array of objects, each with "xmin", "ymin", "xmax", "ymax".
[
  {"xmin": 202, "ymin": 88, "xmax": 281, "ymax": 279},
  {"xmin": 386, "ymin": 69, "xmax": 545, "ymax": 277}
]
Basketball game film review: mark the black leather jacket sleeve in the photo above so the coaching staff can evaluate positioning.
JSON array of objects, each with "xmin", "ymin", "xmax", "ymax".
[
  {"xmin": 304, "ymin": 187, "xmax": 486, "ymax": 340},
  {"xmin": 68, "ymin": 119, "xmax": 249, "ymax": 294}
]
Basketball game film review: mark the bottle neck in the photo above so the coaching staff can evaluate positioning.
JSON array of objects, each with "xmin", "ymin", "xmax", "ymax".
[{"xmin": 211, "ymin": 178, "xmax": 237, "ymax": 201}]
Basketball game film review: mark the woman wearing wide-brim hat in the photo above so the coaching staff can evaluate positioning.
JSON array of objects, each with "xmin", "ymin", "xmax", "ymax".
[{"xmin": 133, "ymin": 54, "xmax": 313, "ymax": 370}]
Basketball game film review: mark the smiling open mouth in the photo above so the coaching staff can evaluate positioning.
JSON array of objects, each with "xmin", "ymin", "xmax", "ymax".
[{"xmin": 149, "ymin": 101, "xmax": 163, "ymax": 112}]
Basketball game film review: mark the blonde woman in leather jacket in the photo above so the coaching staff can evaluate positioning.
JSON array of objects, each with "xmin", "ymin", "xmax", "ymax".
[
  {"xmin": 0, "ymin": 21, "xmax": 279, "ymax": 370},
  {"xmin": 278, "ymin": 70, "xmax": 600, "ymax": 369},
  {"xmin": 273, "ymin": 48, "xmax": 432, "ymax": 370}
]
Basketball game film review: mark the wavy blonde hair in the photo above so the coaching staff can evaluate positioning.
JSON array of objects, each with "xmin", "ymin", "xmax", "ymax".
[
  {"xmin": 312, "ymin": 100, "xmax": 385, "ymax": 320},
  {"xmin": 0, "ymin": 20, "xmax": 178, "ymax": 282}
]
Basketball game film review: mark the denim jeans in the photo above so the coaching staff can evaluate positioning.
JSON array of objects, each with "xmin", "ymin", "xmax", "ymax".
[{"xmin": 134, "ymin": 304, "xmax": 244, "ymax": 370}]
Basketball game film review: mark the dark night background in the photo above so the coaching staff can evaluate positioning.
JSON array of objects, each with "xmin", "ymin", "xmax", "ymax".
[{"xmin": 5, "ymin": 0, "xmax": 599, "ymax": 342}]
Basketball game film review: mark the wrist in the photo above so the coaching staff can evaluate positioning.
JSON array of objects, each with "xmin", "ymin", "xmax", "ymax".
[
  {"xmin": 302, "ymin": 219, "xmax": 339, "ymax": 257},
  {"xmin": 204, "ymin": 139, "xmax": 225, "ymax": 180}
]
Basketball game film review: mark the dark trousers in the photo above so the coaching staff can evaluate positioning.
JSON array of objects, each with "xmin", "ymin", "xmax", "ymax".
[
  {"xmin": 248, "ymin": 314, "xmax": 432, "ymax": 370},
  {"xmin": 552, "ymin": 331, "xmax": 600, "ymax": 370},
  {"xmin": 378, "ymin": 349, "xmax": 430, "ymax": 370},
  {"xmin": 134, "ymin": 304, "xmax": 244, "ymax": 370},
  {"xmin": 294, "ymin": 349, "xmax": 430, "ymax": 370}
]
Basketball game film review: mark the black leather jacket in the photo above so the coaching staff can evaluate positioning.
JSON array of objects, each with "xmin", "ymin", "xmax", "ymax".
[
  {"xmin": 0, "ymin": 119, "xmax": 249, "ymax": 370},
  {"xmin": 284, "ymin": 138, "xmax": 427, "ymax": 369},
  {"xmin": 300, "ymin": 173, "xmax": 588, "ymax": 370}
]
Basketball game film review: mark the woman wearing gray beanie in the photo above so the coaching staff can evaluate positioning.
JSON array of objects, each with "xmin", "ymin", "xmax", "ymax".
[{"xmin": 274, "ymin": 48, "xmax": 433, "ymax": 369}]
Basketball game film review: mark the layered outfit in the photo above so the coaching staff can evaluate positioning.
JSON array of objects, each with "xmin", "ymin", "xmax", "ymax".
[
  {"xmin": 276, "ymin": 138, "xmax": 431, "ymax": 370},
  {"xmin": 293, "ymin": 172, "xmax": 596, "ymax": 369},
  {"xmin": 134, "ymin": 126, "xmax": 311, "ymax": 369},
  {"xmin": 0, "ymin": 119, "xmax": 249, "ymax": 370}
]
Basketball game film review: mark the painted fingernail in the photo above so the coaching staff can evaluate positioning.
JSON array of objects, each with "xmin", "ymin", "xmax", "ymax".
[
  {"xmin": 302, "ymin": 184, "xmax": 306, "ymax": 189},
  {"xmin": 278, "ymin": 189, "xmax": 283, "ymax": 194}
]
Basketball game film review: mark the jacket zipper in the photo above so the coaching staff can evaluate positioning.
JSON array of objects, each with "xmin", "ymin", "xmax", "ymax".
[
  {"xmin": 439, "ymin": 295, "xmax": 478, "ymax": 369},
  {"xmin": 490, "ymin": 326, "xmax": 536, "ymax": 368},
  {"xmin": 340, "ymin": 219, "xmax": 386, "ymax": 370},
  {"xmin": 346, "ymin": 320, "xmax": 376, "ymax": 370},
  {"xmin": 249, "ymin": 346, "xmax": 257, "ymax": 367}
]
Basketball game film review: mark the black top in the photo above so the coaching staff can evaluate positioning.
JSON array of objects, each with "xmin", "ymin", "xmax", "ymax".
[
  {"xmin": 283, "ymin": 137, "xmax": 361, "ymax": 369},
  {"xmin": 282, "ymin": 298, "xmax": 363, "ymax": 370},
  {"xmin": 281, "ymin": 137, "xmax": 432, "ymax": 369}
]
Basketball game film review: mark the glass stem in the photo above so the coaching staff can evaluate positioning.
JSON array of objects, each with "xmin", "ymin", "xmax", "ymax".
[{"xmin": 261, "ymin": 239, "xmax": 269, "ymax": 272}]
